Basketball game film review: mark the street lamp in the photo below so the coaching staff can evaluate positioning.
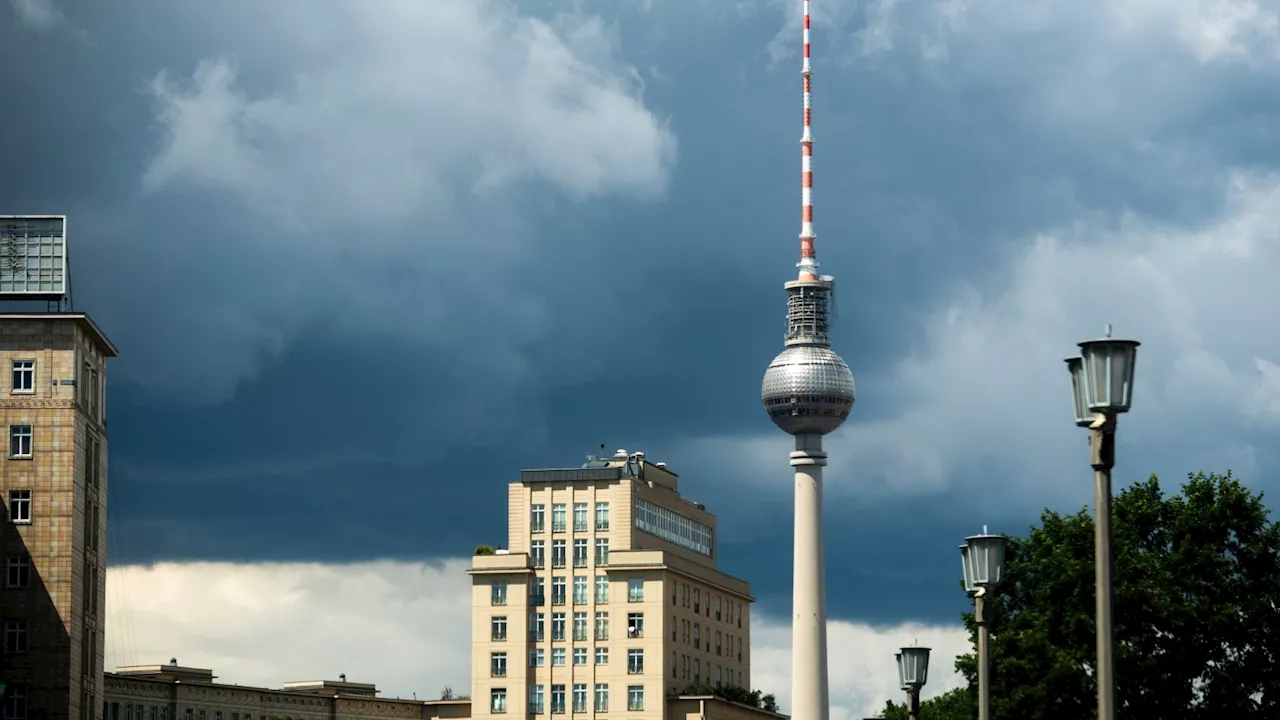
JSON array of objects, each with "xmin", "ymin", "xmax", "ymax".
[
  {"xmin": 895, "ymin": 645, "xmax": 931, "ymax": 720},
  {"xmin": 961, "ymin": 527, "xmax": 1008, "ymax": 720},
  {"xmin": 1065, "ymin": 325, "xmax": 1139, "ymax": 720}
]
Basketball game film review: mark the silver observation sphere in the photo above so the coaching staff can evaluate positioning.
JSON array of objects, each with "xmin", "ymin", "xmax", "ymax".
[{"xmin": 761, "ymin": 345, "xmax": 855, "ymax": 435}]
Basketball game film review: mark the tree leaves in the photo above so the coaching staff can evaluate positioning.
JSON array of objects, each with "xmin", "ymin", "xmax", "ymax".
[{"xmin": 949, "ymin": 471, "xmax": 1280, "ymax": 720}]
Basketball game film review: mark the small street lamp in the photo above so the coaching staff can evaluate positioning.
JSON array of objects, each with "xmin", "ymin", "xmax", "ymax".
[
  {"xmin": 961, "ymin": 527, "xmax": 1008, "ymax": 720},
  {"xmin": 1065, "ymin": 325, "xmax": 1139, "ymax": 720},
  {"xmin": 895, "ymin": 645, "xmax": 931, "ymax": 720}
]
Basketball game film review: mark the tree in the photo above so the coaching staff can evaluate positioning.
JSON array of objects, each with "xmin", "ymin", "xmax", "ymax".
[
  {"xmin": 680, "ymin": 681, "xmax": 779, "ymax": 712},
  {"xmin": 440, "ymin": 686, "xmax": 456, "ymax": 700},
  {"xmin": 474, "ymin": 544, "xmax": 495, "ymax": 556},
  {"xmin": 952, "ymin": 471, "xmax": 1280, "ymax": 720},
  {"xmin": 879, "ymin": 687, "xmax": 974, "ymax": 720}
]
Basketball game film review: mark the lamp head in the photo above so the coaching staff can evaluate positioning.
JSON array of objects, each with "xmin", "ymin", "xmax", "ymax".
[{"xmin": 1077, "ymin": 326, "xmax": 1139, "ymax": 415}]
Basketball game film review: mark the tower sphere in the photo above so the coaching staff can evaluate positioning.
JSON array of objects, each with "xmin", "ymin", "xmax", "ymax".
[{"xmin": 761, "ymin": 345, "xmax": 855, "ymax": 436}]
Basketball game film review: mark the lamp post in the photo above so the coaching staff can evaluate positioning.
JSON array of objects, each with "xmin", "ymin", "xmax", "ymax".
[
  {"xmin": 961, "ymin": 527, "xmax": 1008, "ymax": 720},
  {"xmin": 1065, "ymin": 325, "xmax": 1139, "ymax": 720},
  {"xmin": 895, "ymin": 645, "xmax": 931, "ymax": 720}
]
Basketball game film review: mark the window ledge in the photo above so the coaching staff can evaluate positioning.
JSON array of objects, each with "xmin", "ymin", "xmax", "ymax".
[{"xmin": 8, "ymin": 455, "xmax": 33, "ymax": 461}]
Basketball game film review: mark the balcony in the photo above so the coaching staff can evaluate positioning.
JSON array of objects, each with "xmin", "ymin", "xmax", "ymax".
[{"xmin": 468, "ymin": 553, "xmax": 532, "ymax": 574}]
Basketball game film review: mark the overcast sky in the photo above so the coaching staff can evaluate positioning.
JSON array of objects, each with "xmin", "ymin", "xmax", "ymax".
[{"xmin": 5, "ymin": 0, "xmax": 1280, "ymax": 715}]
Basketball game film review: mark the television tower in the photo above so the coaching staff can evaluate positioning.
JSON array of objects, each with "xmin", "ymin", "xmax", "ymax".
[{"xmin": 759, "ymin": 2, "xmax": 855, "ymax": 719}]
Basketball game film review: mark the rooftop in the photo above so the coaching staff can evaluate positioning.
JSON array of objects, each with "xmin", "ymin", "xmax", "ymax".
[{"xmin": 0, "ymin": 311, "xmax": 118, "ymax": 357}]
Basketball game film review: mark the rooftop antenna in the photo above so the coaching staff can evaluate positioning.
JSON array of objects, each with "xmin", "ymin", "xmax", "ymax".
[{"xmin": 797, "ymin": 2, "xmax": 818, "ymax": 283}]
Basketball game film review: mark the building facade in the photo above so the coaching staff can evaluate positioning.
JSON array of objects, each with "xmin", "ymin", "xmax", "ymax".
[
  {"xmin": 468, "ymin": 450, "xmax": 754, "ymax": 720},
  {"xmin": 101, "ymin": 662, "xmax": 471, "ymax": 720},
  {"xmin": 1, "ymin": 313, "xmax": 117, "ymax": 720}
]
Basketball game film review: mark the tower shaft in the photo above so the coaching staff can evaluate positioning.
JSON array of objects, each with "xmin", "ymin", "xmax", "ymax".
[{"xmin": 791, "ymin": 433, "xmax": 830, "ymax": 720}]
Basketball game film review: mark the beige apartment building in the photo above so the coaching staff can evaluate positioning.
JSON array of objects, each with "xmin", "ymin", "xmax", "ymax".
[
  {"xmin": 0, "ymin": 313, "xmax": 117, "ymax": 720},
  {"xmin": 468, "ymin": 450, "xmax": 754, "ymax": 720},
  {"xmin": 101, "ymin": 661, "xmax": 472, "ymax": 720}
]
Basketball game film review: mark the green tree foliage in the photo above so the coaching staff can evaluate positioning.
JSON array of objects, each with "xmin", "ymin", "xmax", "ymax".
[
  {"xmin": 953, "ymin": 471, "xmax": 1280, "ymax": 720},
  {"xmin": 680, "ymin": 682, "xmax": 779, "ymax": 713},
  {"xmin": 474, "ymin": 544, "xmax": 495, "ymax": 556},
  {"xmin": 879, "ymin": 687, "xmax": 974, "ymax": 720}
]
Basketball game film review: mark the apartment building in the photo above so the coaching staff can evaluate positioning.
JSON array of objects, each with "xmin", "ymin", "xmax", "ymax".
[
  {"xmin": 468, "ymin": 449, "xmax": 754, "ymax": 720},
  {"xmin": 101, "ymin": 661, "xmax": 471, "ymax": 720},
  {"xmin": 0, "ymin": 313, "xmax": 117, "ymax": 720}
]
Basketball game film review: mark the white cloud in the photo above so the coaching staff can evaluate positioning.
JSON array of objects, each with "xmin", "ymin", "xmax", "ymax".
[
  {"xmin": 105, "ymin": 560, "xmax": 967, "ymax": 719},
  {"xmin": 8, "ymin": 0, "xmax": 63, "ymax": 30},
  {"xmin": 683, "ymin": 170, "xmax": 1280, "ymax": 505},
  {"xmin": 142, "ymin": 1, "xmax": 676, "ymax": 227}
]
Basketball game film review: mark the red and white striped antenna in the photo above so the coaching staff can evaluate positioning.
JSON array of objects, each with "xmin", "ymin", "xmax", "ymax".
[{"xmin": 797, "ymin": 0, "xmax": 819, "ymax": 282}]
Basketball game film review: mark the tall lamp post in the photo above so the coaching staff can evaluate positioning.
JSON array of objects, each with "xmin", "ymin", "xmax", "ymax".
[
  {"xmin": 961, "ymin": 527, "xmax": 1008, "ymax": 720},
  {"xmin": 895, "ymin": 645, "xmax": 931, "ymax": 720},
  {"xmin": 1065, "ymin": 326, "xmax": 1139, "ymax": 720}
]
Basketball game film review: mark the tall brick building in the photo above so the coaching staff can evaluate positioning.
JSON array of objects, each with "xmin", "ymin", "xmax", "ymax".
[{"xmin": 1, "ymin": 313, "xmax": 117, "ymax": 720}]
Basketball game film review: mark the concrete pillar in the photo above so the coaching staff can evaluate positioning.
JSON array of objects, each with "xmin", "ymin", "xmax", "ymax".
[{"xmin": 790, "ymin": 432, "xmax": 829, "ymax": 720}]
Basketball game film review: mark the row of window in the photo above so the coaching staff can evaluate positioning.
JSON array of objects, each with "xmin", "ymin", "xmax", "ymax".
[
  {"xmin": 530, "ymin": 538, "xmax": 610, "ymax": 569},
  {"xmin": 4, "ymin": 619, "xmax": 29, "ymax": 654},
  {"xmin": 102, "ymin": 706, "xmax": 269, "ymax": 720},
  {"xmin": 491, "ymin": 684, "xmax": 645, "ymax": 714},
  {"xmin": 490, "ymin": 576, "xmax": 646, "ymax": 607},
  {"xmin": 673, "ymin": 582, "xmax": 743, "ymax": 628},
  {"xmin": 8, "ymin": 359, "xmax": 104, "ymax": 417},
  {"xmin": 491, "ymin": 610, "xmax": 646, "ymax": 643},
  {"xmin": 672, "ymin": 617, "xmax": 741, "ymax": 660},
  {"xmin": 530, "ymin": 502, "xmax": 611, "ymax": 534},
  {"xmin": 671, "ymin": 656, "xmax": 741, "ymax": 688},
  {"xmin": 634, "ymin": 499, "xmax": 713, "ymax": 556},
  {"xmin": 5, "ymin": 553, "xmax": 30, "ymax": 588},
  {"xmin": 492, "ymin": 646, "xmax": 646, "ymax": 676}
]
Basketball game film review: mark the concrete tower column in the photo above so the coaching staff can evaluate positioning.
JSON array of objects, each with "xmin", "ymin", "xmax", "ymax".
[{"xmin": 791, "ymin": 432, "xmax": 829, "ymax": 720}]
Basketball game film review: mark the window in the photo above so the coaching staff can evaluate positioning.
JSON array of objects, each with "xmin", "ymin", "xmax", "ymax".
[
  {"xmin": 492, "ymin": 616, "xmax": 508, "ymax": 641},
  {"xmin": 530, "ymin": 648, "xmax": 545, "ymax": 667},
  {"xmin": 573, "ymin": 612, "xmax": 588, "ymax": 641},
  {"xmin": 530, "ymin": 613, "xmax": 545, "ymax": 641},
  {"xmin": 491, "ymin": 689, "xmax": 507, "ymax": 714},
  {"xmin": 694, "ymin": 623, "xmax": 701, "ymax": 649},
  {"xmin": 595, "ymin": 502, "xmax": 610, "ymax": 530},
  {"xmin": 573, "ymin": 503, "xmax": 588, "ymax": 531},
  {"xmin": 10, "ymin": 361, "xmax": 33, "ymax": 394},
  {"xmin": 9, "ymin": 425, "xmax": 31, "ymax": 459},
  {"xmin": 491, "ymin": 581, "xmax": 508, "ymax": 606},
  {"xmin": 529, "ymin": 685, "xmax": 545, "ymax": 715},
  {"xmin": 633, "ymin": 498, "xmax": 714, "ymax": 555},
  {"xmin": 595, "ymin": 576, "xmax": 609, "ymax": 604},
  {"xmin": 4, "ymin": 620, "xmax": 28, "ymax": 653},
  {"xmin": 573, "ymin": 539, "xmax": 588, "ymax": 567},
  {"xmin": 572, "ymin": 684, "xmax": 587, "ymax": 713},
  {"xmin": 551, "ymin": 540, "xmax": 567, "ymax": 568},
  {"xmin": 573, "ymin": 576, "xmax": 588, "ymax": 605},
  {"xmin": 552, "ymin": 648, "xmax": 566, "ymax": 666},
  {"xmin": 491, "ymin": 652, "xmax": 507, "ymax": 677},
  {"xmin": 716, "ymin": 631, "xmax": 722, "ymax": 655},
  {"xmin": 531, "ymin": 504, "xmax": 546, "ymax": 533},
  {"xmin": 627, "ymin": 649, "xmax": 644, "ymax": 674},
  {"xmin": 627, "ymin": 578, "xmax": 644, "ymax": 602},
  {"xmin": 594, "ymin": 684, "xmax": 610, "ymax": 712},
  {"xmin": 530, "ymin": 578, "xmax": 545, "ymax": 606},
  {"xmin": 672, "ymin": 652, "xmax": 677, "ymax": 677},
  {"xmin": 716, "ymin": 666, "xmax": 723, "ymax": 687},
  {"xmin": 551, "ymin": 612, "xmax": 566, "ymax": 641},
  {"xmin": 594, "ymin": 611, "xmax": 609, "ymax": 640},
  {"xmin": 550, "ymin": 685, "xmax": 566, "ymax": 715},
  {"xmin": 3, "ymin": 685, "xmax": 26, "ymax": 720},
  {"xmin": 695, "ymin": 659, "xmax": 701, "ymax": 682},
  {"xmin": 716, "ymin": 597, "xmax": 722, "ymax": 621},
  {"xmin": 672, "ymin": 615, "xmax": 677, "ymax": 640},
  {"xmin": 89, "ymin": 367, "xmax": 100, "ymax": 420},
  {"xmin": 531, "ymin": 540, "xmax": 545, "ymax": 568},
  {"xmin": 215, "ymin": 712, "xmax": 223, "ymax": 720},
  {"xmin": 627, "ymin": 685, "xmax": 645, "ymax": 711},
  {"xmin": 727, "ymin": 601, "xmax": 734, "ymax": 624},
  {"xmin": 6, "ymin": 555, "xmax": 30, "ymax": 588},
  {"xmin": 627, "ymin": 612, "xmax": 644, "ymax": 638},
  {"xmin": 693, "ymin": 589, "xmax": 700, "ymax": 614},
  {"xmin": 595, "ymin": 647, "xmax": 609, "ymax": 665},
  {"xmin": 552, "ymin": 503, "xmax": 567, "ymax": 532},
  {"xmin": 595, "ymin": 539, "xmax": 610, "ymax": 565},
  {"xmin": 551, "ymin": 576, "xmax": 566, "ymax": 605},
  {"xmin": 573, "ymin": 648, "xmax": 587, "ymax": 666}
]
